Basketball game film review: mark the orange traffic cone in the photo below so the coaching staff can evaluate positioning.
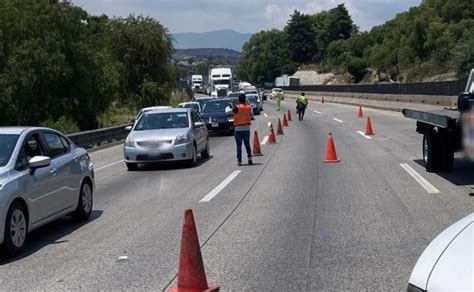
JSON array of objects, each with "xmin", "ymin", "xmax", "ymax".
[
  {"xmin": 283, "ymin": 114, "xmax": 289, "ymax": 127},
  {"xmin": 252, "ymin": 131, "xmax": 263, "ymax": 156},
  {"xmin": 365, "ymin": 117, "xmax": 374, "ymax": 135},
  {"xmin": 321, "ymin": 97, "xmax": 325, "ymax": 103},
  {"xmin": 277, "ymin": 118, "xmax": 284, "ymax": 135},
  {"xmin": 324, "ymin": 133, "xmax": 340, "ymax": 163},
  {"xmin": 357, "ymin": 106, "xmax": 364, "ymax": 118},
  {"xmin": 268, "ymin": 124, "xmax": 277, "ymax": 144},
  {"xmin": 169, "ymin": 209, "xmax": 219, "ymax": 292},
  {"xmin": 287, "ymin": 110, "xmax": 293, "ymax": 121}
]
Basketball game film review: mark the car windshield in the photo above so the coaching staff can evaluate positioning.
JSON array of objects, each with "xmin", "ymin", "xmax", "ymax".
[
  {"xmin": 246, "ymin": 96, "xmax": 257, "ymax": 105},
  {"xmin": 214, "ymin": 80, "xmax": 230, "ymax": 85},
  {"xmin": 197, "ymin": 99, "xmax": 212, "ymax": 108},
  {"xmin": 134, "ymin": 112, "xmax": 189, "ymax": 130},
  {"xmin": 202, "ymin": 101, "xmax": 231, "ymax": 113},
  {"xmin": 0, "ymin": 134, "xmax": 19, "ymax": 167}
]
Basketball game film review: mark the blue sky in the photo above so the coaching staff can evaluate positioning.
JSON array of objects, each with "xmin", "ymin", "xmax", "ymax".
[{"xmin": 73, "ymin": 0, "xmax": 421, "ymax": 33}]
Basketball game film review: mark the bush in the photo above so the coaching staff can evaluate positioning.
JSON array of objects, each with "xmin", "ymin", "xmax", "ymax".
[
  {"xmin": 41, "ymin": 116, "xmax": 80, "ymax": 134},
  {"xmin": 347, "ymin": 57, "xmax": 368, "ymax": 83}
]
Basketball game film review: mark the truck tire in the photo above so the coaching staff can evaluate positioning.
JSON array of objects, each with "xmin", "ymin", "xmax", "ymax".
[{"xmin": 423, "ymin": 129, "xmax": 441, "ymax": 172}]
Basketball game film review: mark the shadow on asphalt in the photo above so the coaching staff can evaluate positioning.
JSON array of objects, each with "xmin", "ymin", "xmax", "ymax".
[
  {"xmin": 414, "ymin": 159, "xmax": 474, "ymax": 187},
  {"xmin": 0, "ymin": 210, "xmax": 103, "ymax": 264},
  {"xmin": 136, "ymin": 155, "xmax": 214, "ymax": 171}
]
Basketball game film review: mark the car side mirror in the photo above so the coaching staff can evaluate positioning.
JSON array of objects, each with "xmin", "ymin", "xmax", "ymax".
[
  {"xmin": 29, "ymin": 156, "xmax": 51, "ymax": 169},
  {"xmin": 125, "ymin": 125, "xmax": 132, "ymax": 131},
  {"xmin": 194, "ymin": 121, "xmax": 204, "ymax": 128}
]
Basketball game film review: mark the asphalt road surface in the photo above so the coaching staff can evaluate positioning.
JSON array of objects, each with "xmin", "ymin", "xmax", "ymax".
[{"xmin": 1, "ymin": 98, "xmax": 473, "ymax": 291}]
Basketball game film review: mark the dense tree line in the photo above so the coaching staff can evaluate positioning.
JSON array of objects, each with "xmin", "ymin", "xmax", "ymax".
[
  {"xmin": 237, "ymin": 0, "xmax": 474, "ymax": 85},
  {"xmin": 0, "ymin": 0, "xmax": 174, "ymax": 131}
]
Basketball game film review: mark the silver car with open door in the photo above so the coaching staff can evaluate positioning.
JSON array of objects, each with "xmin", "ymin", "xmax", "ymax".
[{"xmin": 0, "ymin": 127, "xmax": 95, "ymax": 256}]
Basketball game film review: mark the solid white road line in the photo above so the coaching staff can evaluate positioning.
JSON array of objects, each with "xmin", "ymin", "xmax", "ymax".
[
  {"xmin": 95, "ymin": 160, "xmax": 123, "ymax": 171},
  {"xmin": 357, "ymin": 130, "xmax": 373, "ymax": 140},
  {"xmin": 261, "ymin": 136, "xmax": 269, "ymax": 145},
  {"xmin": 313, "ymin": 110, "xmax": 322, "ymax": 114},
  {"xmin": 400, "ymin": 163, "xmax": 440, "ymax": 194},
  {"xmin": 199, "ymin": 170, "xmax": 242, "ymax": 203},
  {"xmin": 333, "ymin": 118, "xmax": 343, "ymax": 123},
  {"xmin": 263, "ymin": 113, "xmax": 268, "ymax": 117}
]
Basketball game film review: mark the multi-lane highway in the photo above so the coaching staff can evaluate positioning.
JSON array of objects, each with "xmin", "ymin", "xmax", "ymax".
[{"xmin": 1, "ymin": 98, "xmax": 472, "ymax": 290}]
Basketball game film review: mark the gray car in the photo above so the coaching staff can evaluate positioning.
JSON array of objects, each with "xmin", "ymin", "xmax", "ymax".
[
  {"xmin": 0, "ymin": 127, "xmax": 95, "ymax": 256},
  {"xmin": 123, "ymin": 108, "xmax": 210, "ymax": 170}
]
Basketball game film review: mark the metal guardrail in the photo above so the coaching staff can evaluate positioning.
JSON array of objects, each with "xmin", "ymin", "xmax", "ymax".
[{"xmin": 67, "ymin": 123, "xmax": 133, "ymax": 150}]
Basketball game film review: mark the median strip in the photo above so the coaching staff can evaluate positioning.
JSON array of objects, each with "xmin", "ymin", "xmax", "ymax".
[
  {"xmin": 400, "ymin": 163, "xmax": 440, "ymax": 194},
  {"xmin": 199, "ymin": 170, "xmax": 242, "ymax": 203}
]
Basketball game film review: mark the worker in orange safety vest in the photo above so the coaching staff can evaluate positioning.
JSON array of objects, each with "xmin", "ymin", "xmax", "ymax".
[{"xmin": 232, "ymin": 94, "xmax": 253, "ymax": 166}]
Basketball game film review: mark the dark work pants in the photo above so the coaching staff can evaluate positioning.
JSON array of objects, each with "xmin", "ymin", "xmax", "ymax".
[
  {"xmin": 234, "ymin": 130, "xmax": 252, "ymax": 162},
  {"xmin": 298, "ymin": 108, "xmax": 306, "ymax": 121}
]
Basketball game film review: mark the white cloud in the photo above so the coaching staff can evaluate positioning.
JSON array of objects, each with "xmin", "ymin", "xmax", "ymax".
[{"xmin": 73, "ymin": 0, "xmax": 421, "ymax": 33}]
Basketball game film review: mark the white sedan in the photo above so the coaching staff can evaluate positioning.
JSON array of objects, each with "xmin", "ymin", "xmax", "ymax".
[{"xmin": 408, "ymin": 213, "xmax": 473, "ymax": 291}]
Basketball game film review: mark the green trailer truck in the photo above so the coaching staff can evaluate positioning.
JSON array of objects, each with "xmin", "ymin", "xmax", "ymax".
[{"xmin": 403, "ymin": 69, "xmax": 474, "ymax": 172}]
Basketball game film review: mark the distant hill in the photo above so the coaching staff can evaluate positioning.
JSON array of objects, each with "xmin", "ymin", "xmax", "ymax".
[
  {"xmin": 173, "ymin": 48, "xmax": 242, "ymax": 66},
  {"xmin": 172, "ymin": 29, "xmax": 252, "ymax": 52}
]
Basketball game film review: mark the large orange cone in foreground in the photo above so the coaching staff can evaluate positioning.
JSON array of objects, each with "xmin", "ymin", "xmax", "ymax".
[
  {"xmin": 268, "ymin": 124, "xmax": 277, "ymax": 144},
  {"xmin": 287, "ymin": 110, "xmax": 293, "ymax": 121},
  {"xmin": 357, "ymin": 106, "xmax": 364, "ymax": 118},
  {"xmin": 324, "ymin": 133, "xmax": 340, "ymax": 163},
  {"xmin": 365, "ymin": 117, "xmax": 374, "ymax": 136},
  {"xmin": 252, "ymin": 131, "xmax": 263, "ymax": 156},
  {"xmin": 277, "ymin": 118, "xmax": 284, "ymax": 135},
  {"xmin": 169, "ymin": 210, "xmax": 219, "ymax": 292},
  {"xmin": 283, "ymin": 114, "xmax": 289, "ymax": 127}
]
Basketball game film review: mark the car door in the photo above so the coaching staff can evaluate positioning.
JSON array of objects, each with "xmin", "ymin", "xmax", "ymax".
[
  {"xmin": 40, "ymin": 131, "xmax": 79, "ymax": 213},
  {"xmin": 15, "ymin": 133, "xmax": 58, "ymax": 224},
  {"xmin": 191, "ymin": 111, "xmax": 205, "ymax": 151}
]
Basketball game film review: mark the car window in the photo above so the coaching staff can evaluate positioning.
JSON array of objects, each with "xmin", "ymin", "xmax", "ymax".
[
  {"xmin": 16, "ymin": 134, "xmax": 44, "ymax": 170},
  {"xmin": 191, "ymin": 112, "xmax": 201, "ymax": 124},
  {"xmin": 0, "ymin": 134, "xmax": 20, "ymax": 167},
  {"xmin": 135, "ymin": 112, "xmax": 189, "ymax": 130},
  {"xmin": 43, "ymin": 132, "xmax": 69, "ymax": 158}
]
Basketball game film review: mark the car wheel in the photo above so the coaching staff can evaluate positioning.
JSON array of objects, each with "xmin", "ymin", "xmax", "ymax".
[
  {"xmin": 126, "ymin": 162, "xmax": 138, "ymax": 171},
  {"xmin": 423, "ymin": 129, "xmax": 441, "ymax": 172},
  {"xmin": 3, "ymin": 201, "xmax": 28, "ymax": 256},
  {"xmin": 71, "ymin": 181, "xmax": 93, "ymax": 221},
  {"xmin": 188, "ymin": 145, "xmax": 197, "ymax": 167},
  {"xmin": 201, "ymin": 139, "xmax": 210, "ymax": 159}
]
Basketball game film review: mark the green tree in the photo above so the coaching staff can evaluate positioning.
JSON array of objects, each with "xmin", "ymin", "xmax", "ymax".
[{"xmin": 284, "ymin": 10, "xmax": 317, "ymax": 65}]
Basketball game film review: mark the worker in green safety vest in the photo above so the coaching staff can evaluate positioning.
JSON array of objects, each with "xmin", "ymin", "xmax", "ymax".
[
  {"xmin": 296, "ymin": 92, "xmax": 308, "ymax": 121},
  {"xmin": 276, "ymin": 91, "xmax": 283, "ymax": 111}
]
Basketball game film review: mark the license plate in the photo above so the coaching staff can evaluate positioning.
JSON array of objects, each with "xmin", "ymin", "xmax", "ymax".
[{"xmin": 211, "ymin": 123, "xmax": 219, "ymax": 127}]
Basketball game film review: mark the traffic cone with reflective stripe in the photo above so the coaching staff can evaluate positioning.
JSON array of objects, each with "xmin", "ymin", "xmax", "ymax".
[
  {"xmin": 268, "ymin": 124, "xmax": 277, "ymax": 144},
  {"xmin": 283, "ymin": 114, "xmax": 289, "ymax": 127},
  {"xmin": 287, "ymin": 110, "xmax": 293, "ymax": 121},
  {"xmin": 324, "ymin": 133, "xmax": 340, "ymax": 163},
  {"xmin": 169, "ymin": 209, "xmax": 219, "ymax": 292},
  {"xmin": 252, "ymin": 131, "xmax": 263, "ymax": 156},
  {"xmin": 277, "ymin": 118, "xmax": 284, "ymax": 135},
  {"xmin": 365, "ymin": 117, "xmax": 374, "ymax": 136},
  {"xmin": 357, "ymin": 106, "xmax": 364, "ymax": 118}
]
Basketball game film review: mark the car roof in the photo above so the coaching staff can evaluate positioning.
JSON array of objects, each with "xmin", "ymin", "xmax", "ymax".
[
  {"xmin": 194, "ymin": 96, "xmax": 214, "ymax": 100},
  {"xmin": 144, "ymin": 108, "xmax": 190, "ymax": 115},
  {"xmin": 179, "ymin": 102, "xmax": 199, "ymax": 105},
  {"xmin": 140, "ymin": 106, "xmax": 172, "ymax": 111},
  {"xmin": 0, "ymin": 126, "xmax": 51, "ymax": 135}
]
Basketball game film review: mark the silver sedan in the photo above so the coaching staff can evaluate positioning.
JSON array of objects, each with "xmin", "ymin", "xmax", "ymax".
[
  {"xmin": 0, "ymin": 127, "xmax": 95, "ymax": 256},
  {"xmin": 123, "ymin": 108, "xmax": 210, "ymax": 170}
]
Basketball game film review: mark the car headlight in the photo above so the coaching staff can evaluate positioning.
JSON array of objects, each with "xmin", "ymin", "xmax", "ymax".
[
  {"xmin": 125, "ymin": 137, "xmax": 135, "ymax": 148},
  {"xmin": 175, "ymin": 134, "xmax": 189, "ymax": 145}
]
